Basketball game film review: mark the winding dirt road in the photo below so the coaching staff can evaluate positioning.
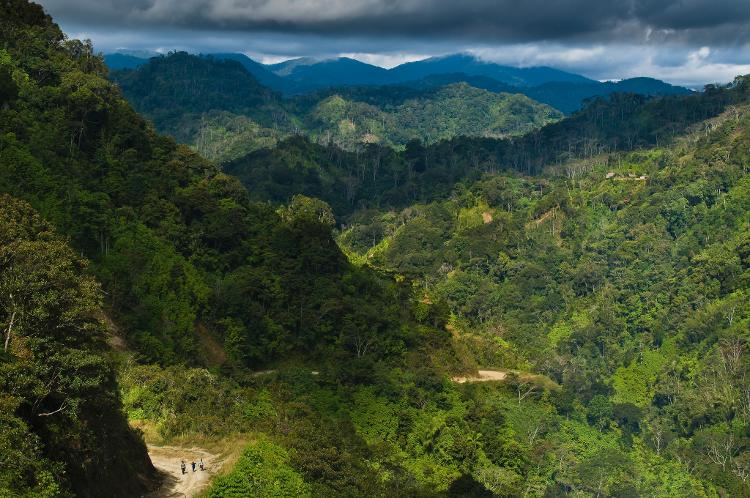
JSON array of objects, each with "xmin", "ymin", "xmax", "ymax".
[
  {"xmin": 146, "ymin": 445, "xmax": 221, "ymax": 498},
  {"xmin": 452, "ymin": 370, "xmax": 508, "ymax": 383}
]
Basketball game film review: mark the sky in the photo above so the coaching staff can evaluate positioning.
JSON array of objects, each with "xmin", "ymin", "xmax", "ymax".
[{"xmin": 37, "ymin": 0, "xmax": 750, "ymax": 87}]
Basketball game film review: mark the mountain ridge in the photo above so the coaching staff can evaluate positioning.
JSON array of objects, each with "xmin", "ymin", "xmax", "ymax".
[
  {"xmin": 111, "ymin": 52, "xmax": 564, "ymax": 160},
  {"xmin": 108, "ymin": 51, "xmax": 692, "ymax": 113}
]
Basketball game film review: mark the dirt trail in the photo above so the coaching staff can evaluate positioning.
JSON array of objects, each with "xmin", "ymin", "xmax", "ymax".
[
  {"xmin": 146, "ymin": 445, "xmax": 221, "ymax": 498},
  {"xmin": 452, "ymin": 369, "xmax": 508, "ymax": 383}
]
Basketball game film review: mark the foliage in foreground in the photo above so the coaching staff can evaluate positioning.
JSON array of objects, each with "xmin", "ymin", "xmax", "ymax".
[{"xmin": 0, "ymin": 196, "xmax": 154, "ymax": 498}]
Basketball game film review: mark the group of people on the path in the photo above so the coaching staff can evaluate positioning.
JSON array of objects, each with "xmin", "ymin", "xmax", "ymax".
[{"xmin": 180, "ymin": 458, "xmax": 205, "ymax": 475}]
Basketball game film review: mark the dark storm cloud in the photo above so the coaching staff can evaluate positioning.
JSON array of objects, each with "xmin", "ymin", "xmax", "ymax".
[
  {"xmin": 633, "ymin": 0, "xmax": 750, "ymax": 31},
  {"xmin": 37, "ymin": 0, "xmax": 750, "ymax": 45}
]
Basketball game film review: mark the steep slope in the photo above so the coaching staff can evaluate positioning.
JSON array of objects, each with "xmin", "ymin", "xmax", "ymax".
[
  {"xmin": 111, "ymin": 52, "xmax": 290, "ymax": 143},
  {"xmin": 0, "ymin": 196, "xmax": 157, "ymax": 497},
  {"xmin": 210, "ymin": 52, "xmax": 292, "ymax": 92}
]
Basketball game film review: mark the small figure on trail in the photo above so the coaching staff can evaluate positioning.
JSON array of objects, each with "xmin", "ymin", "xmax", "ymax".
[
  {"xmin": 199, "ymin": 458, "xmax": 204, "ymax": 471},
  {"xmin": 180, "ymin": 460, "xmax": 186, "ymax": 475},
  {"xmin": 191, "ymin": 460, "xmax": 196, "ymax": 472}
]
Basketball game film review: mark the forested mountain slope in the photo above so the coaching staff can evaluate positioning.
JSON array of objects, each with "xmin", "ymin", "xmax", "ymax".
[
  {"xmin": 338, "ymin": 79, "xmax": 750, "ymax": 495},
  {"xmin": 110, "ymin": 52, "xmax": 293, "ymax": 145},
  {"xmin": 111, "ymin": 53, "xmax": 562, "ymax": 160},
  {"xmin": 0, "ymin": 1, "xmax": 453, "ymax": 495},
  {"xmin": 0, "ymin": 197, "xmax": 156, "ymax": 497},
  {"xmin": 295, "ymin": 83, "xmax": 562, "ymax": 149},
  {"xmin": 226, "ymin": 84, "xmax": 743, "ymax": 218}
]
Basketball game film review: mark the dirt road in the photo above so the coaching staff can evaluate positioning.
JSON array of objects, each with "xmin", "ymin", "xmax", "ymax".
[
  {"xmin": 452, "ymin": 370, "xmax": 508, "ymax": 383},
  {"xmin": 146, "ymin": 445, "xmax": 220, "ymax": 498}
]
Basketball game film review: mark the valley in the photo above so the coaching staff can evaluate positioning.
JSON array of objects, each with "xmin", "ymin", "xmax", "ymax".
[{"xmin": 2, "ymin": 1, "xmax": 750, "ymax": 497}]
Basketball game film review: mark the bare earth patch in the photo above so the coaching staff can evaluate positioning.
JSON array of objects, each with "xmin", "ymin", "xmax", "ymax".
[
  {"xmin": 452, "ymin": 369, "xmax": 508, "ymax": 383},
  {"xmin": 146, "ymin": 445, "xmax": 222, "ymax": 498}
]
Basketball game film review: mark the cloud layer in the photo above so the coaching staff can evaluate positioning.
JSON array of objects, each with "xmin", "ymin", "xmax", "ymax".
[
  {"xmin": 39, "ymin": 0, "xmax": 750, "ymax": 43},
  {"xmin": 37, "ymin": 0, "xmax": 750, "ymax": 86}
]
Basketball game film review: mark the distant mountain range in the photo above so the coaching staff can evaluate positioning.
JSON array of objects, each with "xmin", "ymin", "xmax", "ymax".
[
  {"xmin": 394, "ymin": 72, "xmax": 693, "ymax": 114},
  {"xmin": 105, "ymin": 52, "xmax": 692, "ymax": 113},
  {"xmin": 386, "ymin": 54, "xmax": 594, "ymax": 87}
]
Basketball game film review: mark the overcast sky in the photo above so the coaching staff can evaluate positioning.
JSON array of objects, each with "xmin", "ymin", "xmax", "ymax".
[{"xmin": 38, "ymin": 0, "xmax": 750, "ymax": 87}]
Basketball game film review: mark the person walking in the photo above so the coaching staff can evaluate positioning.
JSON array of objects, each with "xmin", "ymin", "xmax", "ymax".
[
  {"xmin": 199, "ymin": 458, "xmax": 204, "ymax": 471},
  {"xmin": 191, "ymin": 460, "xmax": 196, "ymax": 472},
  {"xmin": 180, "ymin": 460, "xmax": 186, "ymax": 475}
]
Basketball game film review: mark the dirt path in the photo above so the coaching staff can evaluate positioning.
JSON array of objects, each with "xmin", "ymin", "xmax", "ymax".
[
  {"xmin": 146, "ymin": 445, "xmax": 221, "ymax": 498},
  {"xmin": 452, "ymin": 369, "xmax": 561, "ymax": 390},
  {"xmin": 452, "ymin": 369, "xmax": 508, "ymax": 383}
]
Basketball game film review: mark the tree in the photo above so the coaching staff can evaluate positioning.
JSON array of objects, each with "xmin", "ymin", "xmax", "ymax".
[{"xmin": 0, "ymin": 196, "xmax": 155, "ymax": 497}]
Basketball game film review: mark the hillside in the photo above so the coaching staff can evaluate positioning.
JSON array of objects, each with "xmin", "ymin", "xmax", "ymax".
[
  {"xmin": 111, "ymin": 53, "xmax": 562, "ymax": 160},
  {"xmin": 226, "ymin": 84, "xmax": 741, "ymax": 217},
  {"xmin": 0, "ymin": 196, "xmax": 156, "ymax": 497},
  {"xmin": 337, "ymin": 80, "xmax": 750, "ymax": 495},
  {"xmin": 297, "ymin": 83, "xmax": 562, "ymax": 149},
  {"xmin": 111, "ymin": 52, "xmax": 292, "ymax": 144}
]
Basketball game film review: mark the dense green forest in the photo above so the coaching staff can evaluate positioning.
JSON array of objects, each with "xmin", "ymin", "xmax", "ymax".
[
  {"xmin": 0, "ymin": 2, "xmax": 451, "ymax": 495},
  {"xmin": 217, "ymin": 76, "xmax": 750, "ymax": 496},
  {"xmin": 0, "ymin": 197, "xmax": 155, "ymax": 498},
  {"xmin": 334, "ymin": 79, "xmax": 750, "ymax": 496},
  {"xmin": 224, "ymin": 84, "xmax": 743, "ymax": 218},
  {"xmin": 111, "ymin": 53, "xmax": 562, "ymax": 161},
  {"xmin": 4, "ymin": 0, "xmax": 750, "ymax": 496}
]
